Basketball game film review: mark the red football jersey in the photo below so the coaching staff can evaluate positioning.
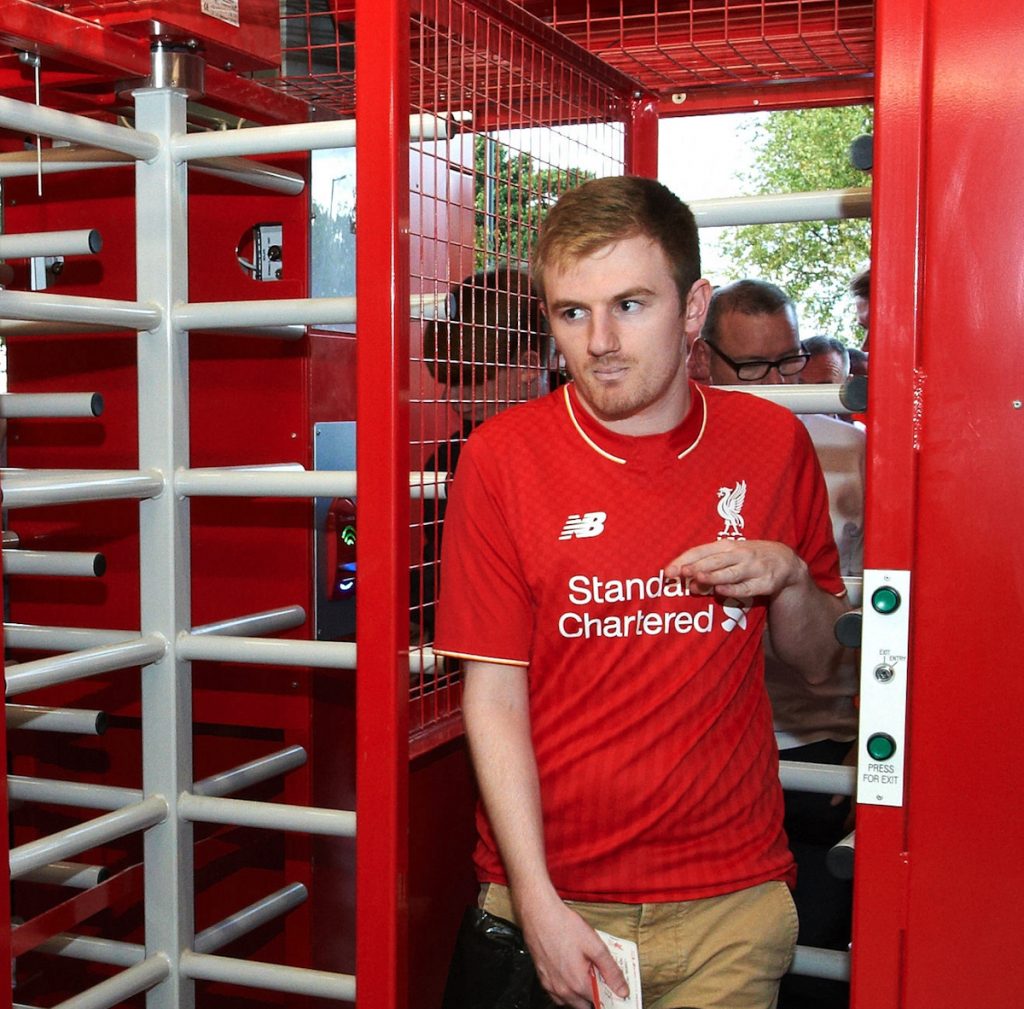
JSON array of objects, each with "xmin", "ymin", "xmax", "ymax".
[{"xmin": 435, "ymin": 382, "xmax": 843, "ymax": 902}]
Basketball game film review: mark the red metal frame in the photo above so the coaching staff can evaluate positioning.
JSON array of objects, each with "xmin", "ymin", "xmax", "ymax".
[{"xmin": 354, "ymin": 0, "xmax": 411, "ymax": 1004}]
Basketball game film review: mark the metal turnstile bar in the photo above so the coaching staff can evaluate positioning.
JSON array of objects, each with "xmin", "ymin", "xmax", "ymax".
[
  {"xmin": 177, "ymin": 794, "xmax": 355, "ymax": 838},
  {"xmin": 791, "ymin": 945, "xmax": 850, "ymax": 982},
  {"xmin": 0, "ymin": 95, "xmax": 158, "ymax": 161},
  {"xmin": 177, "ymin": 633, "xmax": 356, "ymax": 670},
  {"xmin": 720, "ymin": 380, "xmax": 866, "ymax": 416},
  {"xmin": 0, "ymin": 290, "xmax": 160, "ymax": 330},
  {"xmin": 0, "ymin": 469, "xmax": 164, "ymax": 509},
  {"xmin": 37, "ymin": 932, "xmax": 144, "ymax": 967},
  {"xmin": 778, "ymin": 760, "xmax": 855, "ymax": 796},
  {"xmin": 20, "ymin": 861, "xmax": 109, "ymax": 889},
  {"xmin": 194, "ymin": 883, "xmax": 308, "ymax": 954},
  {"xmin": 172, "ymin": 112, "xmax": 455, "ymax": 161},
  {"xmin": 189, "ymin": 156, "xmax": 305, "ymax": 195},
  {"xmin": 191, "ymin": 606, "xmax": 306, "ymax": 639},
  {"xmin": 691, "ymin": 187, "xmax": 870, "ymax": 228},
  {"xmin": 180, "ymin": 951, "xmax": 355, "ymax": 1002},
  {"xmin": 176, "ymin": 468, "xmax": 356, "ymax": 499},
  {"xmin": 4, "ymin": 550, "xmax": 105, "ymax": 578},
  {"xmin": 9, "ymin": 796, "xmax": 168, "ymax": 879},
  {"xmin": 0, "ymin": 229, "xmax": 101, "ymax": 260},
  {"xmin": 7, "ymin": 705, "xmax": 106, "ymax": 735},
  {"xmin": 0, "ymin": 393, "xmax": 103, "ymax": 418},
  {"xmin": 193, "ymin": 746, "xmax": 307, "ymax": 798},
  {"xmin": 8, "ymin": 776, "xmax": 142, "ymax": 811},
  {"xmin": 4, "ymin": 624, "xmax": 135, "ymax": 651},
  {"xmin": 46, "ymin": 953, "xmax": 171, "ymax": 1009},
  {"xmin": 5, "ymin": 634, "xmax": 167, "ymax": 696}
]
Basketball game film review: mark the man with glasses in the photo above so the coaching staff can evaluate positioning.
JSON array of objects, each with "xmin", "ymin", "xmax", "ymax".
[{"xmin": 694, "ymin": 278, "xmax": 863, "ymax": 1009}]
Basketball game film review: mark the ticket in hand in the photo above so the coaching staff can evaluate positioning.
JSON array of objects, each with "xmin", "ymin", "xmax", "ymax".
[{"xmin": 590, "ymin": 929, "xmax": 643, "ymax": 1008}]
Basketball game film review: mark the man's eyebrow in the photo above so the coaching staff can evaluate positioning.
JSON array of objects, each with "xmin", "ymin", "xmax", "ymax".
[{"xmin": 547, "ymin": 286, "xmax": 657, "ymax": 312}]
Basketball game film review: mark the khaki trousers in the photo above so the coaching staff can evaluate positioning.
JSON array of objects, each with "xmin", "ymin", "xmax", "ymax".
[{"xmin": 481, "ymin": 880, "xmax": 797, "ymax": 1009}]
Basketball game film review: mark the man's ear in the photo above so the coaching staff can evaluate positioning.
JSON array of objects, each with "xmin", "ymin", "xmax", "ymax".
[{"xmin": 683, "ymin": 278, "xmax": 712, "ymax": 335}]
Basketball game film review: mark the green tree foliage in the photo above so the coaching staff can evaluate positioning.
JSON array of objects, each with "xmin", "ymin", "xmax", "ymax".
[
  {"xmin": 718, "ymin": 105, "xmax": 873, "ymax": 342},
  {"xmin": 474, "ymin": 135, "xmax": 594, "ymax": 270}
]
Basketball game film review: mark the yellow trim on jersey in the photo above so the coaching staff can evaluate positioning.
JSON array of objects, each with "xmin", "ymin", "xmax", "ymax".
[
  {"xmin": 562, "ymin": 384, "xmax": 627, "ymax": 465},
  {"xmin": 431, "ymin": 648, "xmax": 529, "ymax": 667},
  {"xmin": 677, "ymin": 383, "xmax": 709, "ymax": 460}
]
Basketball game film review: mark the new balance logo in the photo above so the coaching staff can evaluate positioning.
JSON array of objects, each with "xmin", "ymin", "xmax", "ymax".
[{"xmin": 559, "ymin": 511, "xmax": 607, "ymax": 540}]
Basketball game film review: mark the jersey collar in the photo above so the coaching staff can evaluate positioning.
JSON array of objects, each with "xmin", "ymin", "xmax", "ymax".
[{"xmin": 562, "ymin": 381, "xmax": 708, "ymax": 465}]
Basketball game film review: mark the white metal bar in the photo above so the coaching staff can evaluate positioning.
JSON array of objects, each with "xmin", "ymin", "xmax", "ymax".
[
  {"xmin": 180, "ymin": 951, "xmax": 356, "ymax": 1001},
  {"xmin": 177, "ymin": 632, "xmax": 356, "ymax": 670},
  {"xmin": 0, "ymin": 145, "xmax": 131, "ymax": 179},
  {"xmin": 790, "ymin": 945, "xmax": 850, "ymax": 982},
  {"xmin": 50, "ymin": 954, "xmax": 171, "ymax": 1009},
  {"xmin": 173, "ymin": 112, "xmax": 451, "ymax": 161},
  {"xmin": 720, "ymin": 383, "xmax": 852, "ymax": 415},
  {"xmin": 0, "ymin": 96, "xmax": 159, "ymax": 161},
  {"xmin": 4, "ymin": 550, "xmax": 105, "ymax": 578},
  {"xmin": 0, "ymin": 290, "xmax": 160, "ymax": 330},
  {"xmin": 0, "ymin": 321, "xmax": 108, "ymax": 337},
  {"xmin": 193, "ymin": 883, "xmax": 308, "ymax": 954},
  {"xmin": 190, "ymin": 156, "xmax": 305, "ymax": 195},
  {"xmin": 193, "ymin": 746, "xmax": 307, "ymax": 798},
  {"xmin": 690, "ymin": 187, "xmax": 870, "ymax": 228},
  {"xmin": 843, "ymin": 576, "xmax": 863, "ymax": 607},
  {"xmin": 20, "ymin": 861, "xmax": 109, "ymax": 888},
  {"xmin": 175, "ymin": 467, "xmax": 356, "ymax": 499},
  {"xmin": 7, "ymin": 704, "xmax": 106, "ymax": 735},
  {"xmin": 179, "ymin": 291, "xmax": 448, "ymax": 331},
  {"xmin": 9, "ymin": 796, "xmax": 168, "ymax": 879},
  {"xmin": 0, "ymin": 392, "xmax": 103, "ymax": 418},
  {"xmin": 37, "ymin": 932, "xmax": 144, "ymax": 968},
  {"xmin": 0, "ymin": 229, "xmax": 101, "ymax": 259},
  {"xmin": 410, "ymin": 471, "xmax": 448, "ymax": 500},
  {"xmin": 0, "ymin": 469, "xmax": 164, "ymax": 509},
  {"xmin": 134, "ymin": 84, "xmax": 196, "ymax": 1009},
  {"xmin": 778, "ymin": 760, "xmax": 856, "ymax": 796},
  {"xmin": 3, "ymin": 530, "xmax": 18, "ymax": 546},
  {"xmin": 8, "ymin": 775, "xmax": 142, "ymax": 811},
  {"xmin": 192, "ymin": 606, "xmax": 307, "ymax": 638},
  {"xmin": 4, "ymin": 624, "xmax": 135, "ymax": 651},
  {"xmin": 5, "ymin": 634, "xmax": 167, "ymax": 697},
  {"xmin": 175, "ymin": 296, "xmax": 356, "ymax": 330},
  {"xmin": 827, "ymin": 828, "xmax": 856, "ymax": 881},
  {"xmin": 177, "ymin": 793, "xmax": 356, "ymax": 838}
]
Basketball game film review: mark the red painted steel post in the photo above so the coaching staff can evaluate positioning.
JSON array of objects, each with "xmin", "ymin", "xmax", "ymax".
[
  {"xmin": 848, "ymin": 1, "xmax": 925, "ymax": 1006},
  {"xmin": 355, "ymin": 0, "xmax": 411, "ymax": 1005},
  {"xmin": 625, "ymin": 96, "xmax": 660, "ymax": 178}
]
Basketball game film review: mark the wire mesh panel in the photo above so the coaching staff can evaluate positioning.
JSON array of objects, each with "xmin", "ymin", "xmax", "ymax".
[
  {"xmin": 403, "ymin": 0, "xmax": 630, "ymax": 748},
  {"xmin": 517, "ymin": 0, "xmax": 874, "ymax": 98}
]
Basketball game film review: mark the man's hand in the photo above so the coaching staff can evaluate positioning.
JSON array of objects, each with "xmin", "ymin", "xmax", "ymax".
[
  {"xmin": 665, "ymin": 539, "xmax": 805, "ymax": 598},
  {"xmin": 517, "ymin": 891, "xmax": 628, "ymax": 1009}
]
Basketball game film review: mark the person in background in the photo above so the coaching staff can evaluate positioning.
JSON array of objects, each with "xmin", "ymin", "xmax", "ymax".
[
  {"xmin": 847, "ymin": 345, "xmax": 868, "ymax": 378},
  {"xmin": 850, "ymin": 265, "xmax": 870, "ymax": 351},
  {"xmin": 436, "ymin": 178, "xmax": 849, "ymax": 1009},
  {"xmin": 694, "ymin": 278, "xmax": 863, "ymax": 1009},
  {"xmin": 416, "ymin": 268, "xmax": 548, "ymax": 638},
  {"xmin": 800, "ymin": 335, "xmax": 850, "ymax": 386}
]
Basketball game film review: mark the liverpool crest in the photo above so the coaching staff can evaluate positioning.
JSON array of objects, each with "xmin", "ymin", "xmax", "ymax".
[{"xmin": 716, "ymin": 480, "xmax": 747, "ymax": 540}]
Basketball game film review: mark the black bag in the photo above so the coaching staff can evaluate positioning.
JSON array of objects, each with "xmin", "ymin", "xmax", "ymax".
[{"xmin": 440, "ymin": 907, "xmax": 556, "ymax": 1009}]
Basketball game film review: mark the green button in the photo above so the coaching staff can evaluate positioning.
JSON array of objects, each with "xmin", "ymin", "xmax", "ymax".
[
  {"xmin": 866, "ymin": 732, "xmax": 897, "ymax": 761},
  {"xmin": 871, "ymin": 585, "xmax": 902, "ymax": 614}
]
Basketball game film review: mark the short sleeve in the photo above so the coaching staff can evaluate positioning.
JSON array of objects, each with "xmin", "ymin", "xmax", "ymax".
[{"xmin": 433, "ymin": 437, "xmax": 534, "ymax": 664}]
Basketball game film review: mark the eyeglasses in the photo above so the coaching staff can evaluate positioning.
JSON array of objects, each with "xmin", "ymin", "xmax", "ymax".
[{"xmin": 702, "ymin": 340, "xmax": 810, "ymax": 382}]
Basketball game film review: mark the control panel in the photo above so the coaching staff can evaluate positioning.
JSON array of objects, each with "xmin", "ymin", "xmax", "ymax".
[{"xmin": 857, "ymin": 569, "xmax": 911, "ymax": 806}]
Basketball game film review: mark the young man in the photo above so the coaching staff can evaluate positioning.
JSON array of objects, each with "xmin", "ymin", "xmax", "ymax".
[{"xmin": 434, "ymin": 177, "xmax": 849, "ymax": 1009}]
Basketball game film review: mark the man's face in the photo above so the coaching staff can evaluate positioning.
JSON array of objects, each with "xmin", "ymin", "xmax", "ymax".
[
  {"xmin": 542, "ymin": 234, "xmax": 708, "ymax": 435},
  {"xmin": 801, "ymin": 350, "xmax": 847, "ymax": 385},
  {"xmin": 705, "ymin": 308, "xmax": 802, "ymax": 386},
  {"xmin": 855, "ymin": 295, "xmax": 870, "ymax": 332}
]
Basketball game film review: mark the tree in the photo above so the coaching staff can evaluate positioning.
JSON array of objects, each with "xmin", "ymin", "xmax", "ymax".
[
  {"xmin": 474, "ymin": 135, "xmax": 594, "ymax": 270},
  {"xmin": 718, "ymin": 105, "xmax": 873, "ymax": 342}
]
